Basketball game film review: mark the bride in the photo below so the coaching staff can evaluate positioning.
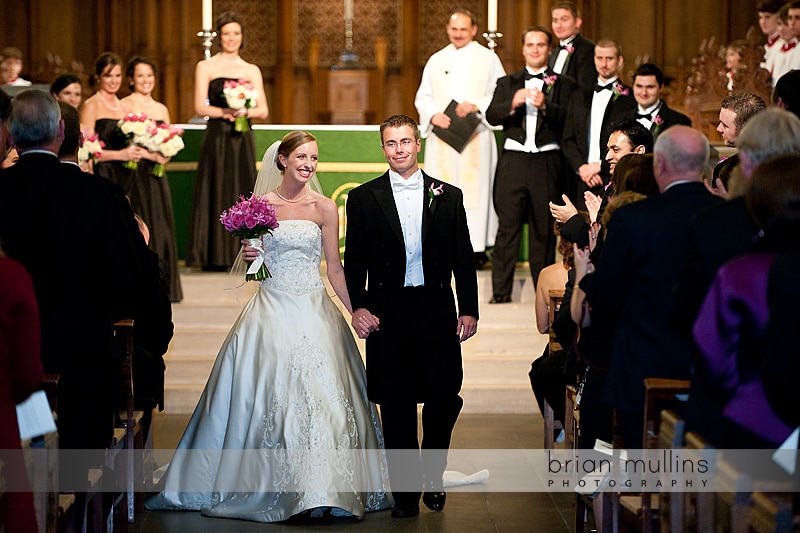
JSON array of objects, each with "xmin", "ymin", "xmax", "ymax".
[{"xmin": 146, "ymin": 131, "xmax": 393, "ymax": 521}]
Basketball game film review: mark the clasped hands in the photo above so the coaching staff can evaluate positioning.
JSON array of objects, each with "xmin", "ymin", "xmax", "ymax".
[
  {"xmin": 431, "ymin": 101, "xmax": 479, "ymax": 129},
  {"xmin": 351, "ymin": 308, "xmax": 478, "ymax": 343},
  {"xmin": 512, "ymin": 87, "xmax": 544, "ymax": 111},
  {"xmin": 221, "ymin": 107, "xmax": 247, "ymax": 123}
]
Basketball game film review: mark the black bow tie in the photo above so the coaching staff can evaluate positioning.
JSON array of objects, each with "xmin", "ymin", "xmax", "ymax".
[
  {"xmin": 637, "ymin": 112, "xmax": 652, "ymax": 120},
  {"xmin": 525, "ymin": 71, "xmax": 545, "ymax": 80},
  {"xmin": 594, "ymin": 83, "xmax": 612, "ymax": 92}
]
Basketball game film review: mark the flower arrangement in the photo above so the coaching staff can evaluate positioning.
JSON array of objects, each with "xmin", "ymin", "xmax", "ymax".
[
  {"xmin": 612, "ymin": 82, "xmax": 630, "ymax": 101},
  {"xmin": 142, "ymin": 122, "xmax": 185, "ymax": 178},
  {"xmin": 219, "ymin": 194, "xmax": 280, "ymax": 281},
  {"xmin": 78, "ymin": 133, "xmax": 105, "ymax": 164},
  {"xmin": 428, "ymin": 182, "xmax": 444, "ymax": 207},
  {"xmin": 221, "ymin": 79, "xmax": 258, "ymax": 132},
  {"xmin": 118, "ymin": 112, "xmax": 154, "ymax": 169}
]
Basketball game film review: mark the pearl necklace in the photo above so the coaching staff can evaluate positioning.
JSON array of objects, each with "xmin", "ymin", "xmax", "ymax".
[
  {"xmin": 99, "ymin": 93, "xmax": 120, "ymax": 111},
  {"xmin": 275, "ymin": 186, "xmax": 309, "ymax": 203}
]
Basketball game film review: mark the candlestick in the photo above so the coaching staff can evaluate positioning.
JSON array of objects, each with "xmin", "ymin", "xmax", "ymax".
[
  {"xmin": 197, "ymin": 30, "xmax": 217, "ymax": 60},
  {"xmin": 344, "ymin": 0, "xmax": 353, "ymax": 20},
  {"xmin": 482, "ymin": 31, "xmax": 503, "ymax": 53},
  {"xmin": 487, "ymin": 0, "xmax": 497, "ymax": 30},
  {"xmin": 202, "ymin": 0, "xmax": 212, "ymax": 30}
]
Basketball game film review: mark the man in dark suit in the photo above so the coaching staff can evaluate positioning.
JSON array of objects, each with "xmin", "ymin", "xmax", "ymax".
[
  {"xmin": 580, "ymin": 126, "xmax": 721, "ymax": 448},
  {"xmin": 561, "ymin": 38, "xmax": 636, "ymax": 209},
  {"xmin": 0, "ymin": 91, "xmax": 145, "ymax": 493},
  {"xmin": 485, "ymin": 26, "xmax": 578, "ymax": 303},
  {"xmin": 548, "ymin": 1, "xmax": 596, "ymax": 90},
  {"xmin": 344, "ymin": 114, "xmax": 479, "ymax": 518},
  {"xmin": 628, "ymin": 63, "xmax": 691, "ymax": 141}
]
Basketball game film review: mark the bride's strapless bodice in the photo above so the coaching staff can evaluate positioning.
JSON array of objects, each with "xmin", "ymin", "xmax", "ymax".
[{"xmin": 261, "ymin": 220, "xmax": 324, "ymax": 295}]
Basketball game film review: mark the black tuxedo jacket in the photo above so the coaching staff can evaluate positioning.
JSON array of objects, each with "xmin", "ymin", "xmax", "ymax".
[
  {"xmin": 485, "ymin": 68, "xmax": 578, "ymax": 147},
  {"xmin": 548, "ymin": 33, "xmax": 597, "ymax": 90},
  {"xmin": 561, "ymin": 81, "xmax": 637, "ymax": 178},
  {"xmin": 580, "ymin": 182, "xmax": 721, "ymax": 412},
  {"xmin": 0, "ymin": 153, "xmax": 148, "ymax": 449},
  {"xmin": 344, "ymin": 170, "xmax": 478, "ymax": 402},
  {"xmin": 627, "ymin": 100, "xmax": 692, "ymax": 141}
]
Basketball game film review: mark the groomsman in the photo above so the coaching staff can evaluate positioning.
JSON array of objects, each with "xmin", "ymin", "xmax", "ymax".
[
  {"xmin": 548, "ymin": 1, "xmax": 596, "ymax": 90},
  {"xmin": 628, "ymin": 63, "xmax": 691, "ymax": 141},
  {"xmin": 485, "ymin": 26, "xmax": 578, "ymax": 303},
  {"xmin": 561, "ymin": 38, "xmax": 636, "ymax": 209}
]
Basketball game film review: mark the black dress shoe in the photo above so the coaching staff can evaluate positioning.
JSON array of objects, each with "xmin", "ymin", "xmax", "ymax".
[
  {"xmin": 489, "ymin": 294, "xmax": 512, "ymax": 304},
  {"xmin": 390, "ymin": 503, "xmax": 420, "ymax": 518},
  {"xmin": 422, "ymin": 490, "xmax": 446, "ymax": 511}
]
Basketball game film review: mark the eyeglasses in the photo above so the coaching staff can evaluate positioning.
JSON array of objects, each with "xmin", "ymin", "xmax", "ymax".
[{"xmin": 383, "ymin": 139, "xmax": 415, "ymax": 150}]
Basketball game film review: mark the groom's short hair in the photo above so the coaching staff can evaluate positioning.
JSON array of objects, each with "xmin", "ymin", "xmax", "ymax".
[{"xmin": 380, "ymin": 114, "xmax": 420, "ymax": 142}]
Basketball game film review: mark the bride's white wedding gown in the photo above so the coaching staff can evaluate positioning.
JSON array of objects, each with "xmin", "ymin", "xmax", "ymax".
[{"xmin": 146, "ymin": 219, "xmax": 393, "ymax": 522}]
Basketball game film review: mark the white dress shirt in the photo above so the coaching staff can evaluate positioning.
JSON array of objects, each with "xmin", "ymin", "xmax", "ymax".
[
  {"xmin": 389, "ymin": 168, "xmax": 425, "ymax": 287},
  {"xmin": 588, "ymin": 77, "xmax": 616, "ymax": 163}
]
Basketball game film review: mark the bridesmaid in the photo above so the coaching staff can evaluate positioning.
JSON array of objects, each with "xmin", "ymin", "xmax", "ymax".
[
  {"xmin": 50, "ymin": 73, "xmax": 83, "ymax": 109},
  {"xmin": 120, "ymin": 56, "xmax": 183, "ymax": 302},
  {"xmin": 80, "ymin": 52, "xmax": 140, "ymax": 183},
  {"xmin": 186, "ymin": 11, "xmax": 268, "ymax": 271}
]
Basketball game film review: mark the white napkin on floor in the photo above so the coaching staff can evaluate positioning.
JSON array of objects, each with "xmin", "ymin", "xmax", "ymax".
[{"xmin": 443, "ymin": 469, "xmax": 490, "ymax": 487}]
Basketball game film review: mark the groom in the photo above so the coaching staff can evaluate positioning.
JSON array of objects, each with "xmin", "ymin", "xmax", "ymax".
[{"xmin": 344, "ymin": 114, "xmax": 479, "ymax": 518}]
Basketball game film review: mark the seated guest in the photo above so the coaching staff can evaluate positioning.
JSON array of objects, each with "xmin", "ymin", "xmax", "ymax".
[
  {"xmin": 710, "ymin": 92, "xmax": 766, "ymax": 196},
  {"xmin": 529, "ymin": 221, "xmax": 574, "ymax": 433},
  {"xmin": 50, "ymin": 73, "xmax": 83, "ymax": 110},
  {"xmin": 0, "ymin": 90, "xmax": 145, "ymax": 529},
  {"xmin": 693, "ymin": 154, "xmax": 800, "ymax": 449},
  {"xmin": 0, "ymin": 248, "xmax": 43, "ymax": 532}
]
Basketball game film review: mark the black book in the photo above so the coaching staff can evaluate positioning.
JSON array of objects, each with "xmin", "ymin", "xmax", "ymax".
[{"xmin": 432, "ymin": 99, "xmax": 481, "ymax": 153}]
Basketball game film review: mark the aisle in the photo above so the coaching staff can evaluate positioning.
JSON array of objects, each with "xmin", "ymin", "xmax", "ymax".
[{"xmin": 163, "ymin": 265, "xmax": 548, "ymax": 415}]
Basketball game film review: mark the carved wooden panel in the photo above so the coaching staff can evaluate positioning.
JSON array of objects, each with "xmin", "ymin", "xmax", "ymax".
[
  {"xmin": 293, "ymin": 0, "xmax": 401, "ymax": 68},
  {"xmin": 213, "ymin": 0, "xmax": 277, "ymax": 68}
]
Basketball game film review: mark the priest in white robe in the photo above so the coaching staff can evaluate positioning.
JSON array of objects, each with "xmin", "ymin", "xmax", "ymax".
[{"xmin": 415, "ymin": 9, "xmax": 506, "ymax": 263}]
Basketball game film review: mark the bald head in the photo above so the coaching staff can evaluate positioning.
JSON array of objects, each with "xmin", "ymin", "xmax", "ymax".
[{"xmin": 653, "ymin": 125, "xmax": 710, "ymax": 191}]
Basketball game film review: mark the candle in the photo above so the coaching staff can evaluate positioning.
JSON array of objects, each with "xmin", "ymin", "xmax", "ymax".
[
  {"xmin": 487, "ymin": 0, "xmax": 497, "ymax": 30},
  {"xmin": 344, "ymin": 0, "xmax": 353, "ymax": 20},
  {"xmin": 202, "ymin": 0, "xmax": 212, "ymax": 29}
]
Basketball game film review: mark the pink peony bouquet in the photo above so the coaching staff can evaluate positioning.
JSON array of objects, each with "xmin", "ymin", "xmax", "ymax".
[
  {"xmin": 219, "ymin": 194, "xmax": 280, "ymax": 281},
  {"xmin": 118, "ymin": 112, "xmax": 154, "ymax": 169},
  {"xmin": 142, "ymin": 122, "xmax": 185, "ymax": 178},
  {"xmin": 78, "ymin": 132, "xmax": 105, "ymax": 164},
  {"xmin": 221, "ymin": 79, "xmax": 258, "ymax": 132}
]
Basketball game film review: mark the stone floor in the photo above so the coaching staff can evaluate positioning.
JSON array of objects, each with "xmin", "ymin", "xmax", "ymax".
[{"xmin": 132, "ymin": 265, "xmax": 585, "ymax": 532}]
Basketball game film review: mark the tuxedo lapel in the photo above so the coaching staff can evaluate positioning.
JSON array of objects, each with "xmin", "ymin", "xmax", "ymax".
[
  {"xmin": 422, "ymin": 172, "xmax": 438, "ymax": 242},
  {"xmin": 371, "ymin": 174, "xmax": 405, "ymax": 246}
]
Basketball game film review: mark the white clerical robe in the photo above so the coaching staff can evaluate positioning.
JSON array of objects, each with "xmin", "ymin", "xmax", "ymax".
[{"xmin": 415, "ymin": 41, "xmax": 506, "ymax": 252}]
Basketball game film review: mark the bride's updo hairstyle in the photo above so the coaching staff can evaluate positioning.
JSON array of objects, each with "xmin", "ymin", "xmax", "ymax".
[
  {"xmin": 216, "ymin": 11, "xmax": 246, "ymax": 50},
  {"xmin": 275, "ymin": 131, "xmax": 316, "ymax": 171}
]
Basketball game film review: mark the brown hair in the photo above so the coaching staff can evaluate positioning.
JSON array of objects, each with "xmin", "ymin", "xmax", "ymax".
[
  {"xmin": 614, "ymin": 153, "xmax": 658, "ymax": 196},
  {"xmin": 276, "ymin": 131, "xmax": 316, "ymax": 171},
  {"xmin": 746, "ymin": 154, "xmax": 800, "ymax": 228},
  {"xmin": 380, "ymin": 114, "xmax": 420, "ymax": 143},
  {"xmin": 92, "ymin": 52, "xmax": 123, "ymax": 88},
  {"xmin": 550, "ymin": 1, "xmax": 580, "ymax": 18},
  {"xmin": 216, "ymin": 11, "xmax": 246, "ymax": 50}
]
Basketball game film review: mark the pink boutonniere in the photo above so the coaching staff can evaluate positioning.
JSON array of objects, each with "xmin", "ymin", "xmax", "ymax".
[
  {"xmin": 542, "ymin": 74, "xmax": 558, "ymax": 94},
  {"xmin": 565, "ymin": 44, "xmax": 575, "ymax": 55},
  {"xmin": 428, "ymin": 182, "xmax": 444, "ymax": 207},
  {"xmin": 652, "ymin": 114, "xmax": 664, "ymax": 126},
  {"xmin": 612, "ymin": 82, "xmax": 629, "ymax": 101}
]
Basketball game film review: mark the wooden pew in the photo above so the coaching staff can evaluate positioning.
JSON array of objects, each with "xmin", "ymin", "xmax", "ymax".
[
  {"xmin": 656, "ymin": 409, "xmax": 686, "ymax": 533},
  {"xmin": 749, "ymin": 491, "xmax": 793, "ymax": 533},
  {"xmin": 615, "ymin": 378, "xmax": 690, "ymax": 533}
]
